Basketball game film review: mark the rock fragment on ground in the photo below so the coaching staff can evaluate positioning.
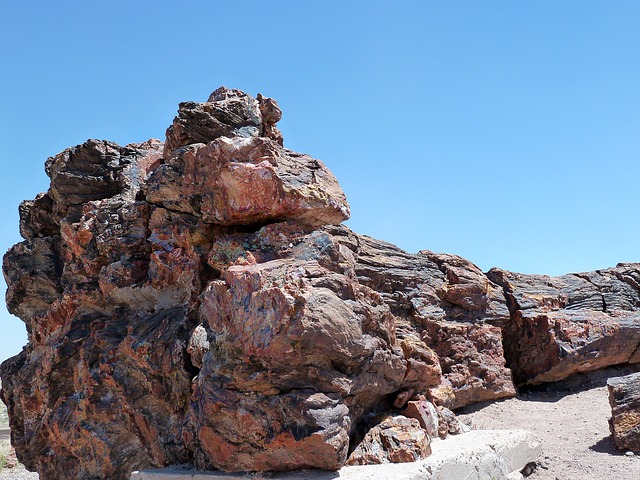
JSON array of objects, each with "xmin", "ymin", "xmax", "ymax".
[
  {"xmin": 346, "ymin": 415, "xmax": 431, "ymax": 465},
  {"xmin": 608, "ymin": 371, "xmax": 640, "ymax": 451}
]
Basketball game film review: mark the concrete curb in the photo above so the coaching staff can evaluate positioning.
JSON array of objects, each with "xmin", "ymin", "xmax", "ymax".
[{"xmin": 131, "ymin": 429, "xmax": 542, "ymax": 480}]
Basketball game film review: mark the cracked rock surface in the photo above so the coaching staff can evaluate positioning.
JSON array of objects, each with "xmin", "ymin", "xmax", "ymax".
[
  {"xmin": 1, "ymin": 87, "xmax": 639, "ymax": 479},
  {"xmin": 488, "ymin": 267, "xmax": 640, "ymax": 385}
]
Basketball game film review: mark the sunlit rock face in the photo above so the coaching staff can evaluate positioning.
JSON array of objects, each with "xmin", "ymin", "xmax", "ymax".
[{"xmin": 2, "ymin": 87, "xmax": 638, "ymax": 480}]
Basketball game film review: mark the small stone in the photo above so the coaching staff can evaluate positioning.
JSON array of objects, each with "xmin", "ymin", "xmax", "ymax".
[
  {"xmin": 402, "ymin": 399, "xmax": 439, "ymax": 439},
  {"xmin": 436, "ymin": 406, "xmax": 471, "ymax": 437},
  {"xmin": 187, "ymin": 324, "xmax": 210, "ymax": 368},
  {"xmin": 521, "ymin": 461, "xmax": 536, "ymax": 476},
  {"xmin": 625, "ymin": 451, "xmax": 635, "ymax": 456}
]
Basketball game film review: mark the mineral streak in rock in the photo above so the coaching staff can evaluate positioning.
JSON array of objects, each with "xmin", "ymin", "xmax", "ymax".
[{"xmin": 1, "ymin": 87, "xmax": 639, "ymax": 480}]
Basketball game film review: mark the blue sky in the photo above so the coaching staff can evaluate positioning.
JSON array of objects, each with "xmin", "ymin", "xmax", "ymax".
[{"xmin": 1, "ymin": 1, "xmax": 639, "ymax": 362}]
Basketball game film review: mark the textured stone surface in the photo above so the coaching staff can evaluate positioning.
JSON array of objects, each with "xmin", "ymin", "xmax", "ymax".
[
  {"xmin": 346, "ymin": 415, "xmax": 431, "ymax": 466},
  {"xmin": 164, "ymin": 87, "xmax": 283, "ymax": 154},
  {"xmin": 147, "ymin": 136, "xmax": 349, "ymax": 227},
  {"xmin": 608, "ymin": 372, "xmax": 640, "ymax": 451},
  {"xmin": 1, "ymin": 89, "xmax": 357, "ymax": 479},
  {"xmin": 328, "ymin": 230, "xmax": 517, "ymax": 409},
  {"xmin": 1, "ymin": 86, "xmax": 638, "ymax": 480},
  {"xmin": 0, "ymin": 88, "xmax": 418, "ymax": 479},
  {"xmin": 436, "ymin": 406, "xmax": 471, "ymax": 437},
  {"xmin": 488, "ymin": 267, "xmax": 640, "ymax": 385}
]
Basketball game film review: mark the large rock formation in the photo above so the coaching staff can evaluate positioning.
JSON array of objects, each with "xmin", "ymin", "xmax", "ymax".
[{"xmin": 1, "ymin": 87, "xmax": 639, "ymax": 479}]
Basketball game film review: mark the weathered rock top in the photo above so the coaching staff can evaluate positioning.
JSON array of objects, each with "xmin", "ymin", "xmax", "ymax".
[
  {"xmin": 1, "ymin": 88, "xmax": 639, "ymax": 480},
  {"xmin": 165, "ymin": 86, "xmax": 284, "ymax": 153}
]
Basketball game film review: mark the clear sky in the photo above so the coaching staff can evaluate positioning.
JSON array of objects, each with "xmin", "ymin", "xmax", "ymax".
[{"xmin": 1, "ymin": 1, "xmax": 639, "ymax": 362}]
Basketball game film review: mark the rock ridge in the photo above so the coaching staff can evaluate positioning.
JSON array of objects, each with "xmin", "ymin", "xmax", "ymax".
[{"xmin": 1, "ymin": 87, "xmax": 639, "ymax": 479}]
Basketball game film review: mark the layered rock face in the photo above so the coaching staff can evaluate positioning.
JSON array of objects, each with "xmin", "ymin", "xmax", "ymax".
[
  {"xmin": 488, "ymin": 267, "xmax": 640, "ymax": 385},
  {"xmin": 1, "ymin": 87, "xmax": 639, "ymax": 479}
]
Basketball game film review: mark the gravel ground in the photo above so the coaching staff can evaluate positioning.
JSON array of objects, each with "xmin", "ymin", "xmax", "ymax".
[
  {"xmin": 458, "ymin": 364, "xmax": 640, "ymax": 480},
  {"xmin": 0, "ymin": 465, "xmax": 38, "ymax": 480}
]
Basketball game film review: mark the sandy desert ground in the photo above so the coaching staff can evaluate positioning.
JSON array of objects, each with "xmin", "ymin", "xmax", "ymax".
[{"xmin": 459, "ymin": 364, "xmax": 640, "ymax": 480}]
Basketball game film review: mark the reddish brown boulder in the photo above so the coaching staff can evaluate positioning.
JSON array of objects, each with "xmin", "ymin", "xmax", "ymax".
[
  {"xmin": 148, "ymin": 135, "xmax": 349, "ymax": 227},
  {"xmin": 346, "ymin": 416, "xmax": 431, "ymax": 465},
  {"xmin": 189, "ymin": 228, "xmax": 408, "ymax": 471},
  {"xmin": 187, "ymin": 389, "xmax": 351, "ymax": 471},
  {"xmin": 1, "ymin": 89, "xmax": 358, "ymax": 479},
  {"xmin": 330, "ymin": 230, "xmax": 516, "ymax": 409},
  {"xmin": 608, "ymin": 372, "xmax": 640, "ymax": 451},
  {"xmin": 0, "ymin": 304, "xmax": 193, "ymax": 480},
  {"xmin": 421, "ymin": 321, "xmax": 516, "ymax": 409},
  {"xmin": 1, "ymin": 88, "xmax": 431, "ymax": 479}
]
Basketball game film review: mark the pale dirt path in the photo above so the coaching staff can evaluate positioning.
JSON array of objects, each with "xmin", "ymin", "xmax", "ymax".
[{"xmin": 458, "ymin": 365, "xmax": 640, "ymax": 480}]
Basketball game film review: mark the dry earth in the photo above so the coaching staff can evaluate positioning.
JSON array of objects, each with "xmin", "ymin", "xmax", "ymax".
[
  {"xmin": 459, "ymin": 364, "xmax": 640, "ymax": 480},
  {"xmin": 1, "ymin": 365, "xmax": 640, "ymax": 479}
]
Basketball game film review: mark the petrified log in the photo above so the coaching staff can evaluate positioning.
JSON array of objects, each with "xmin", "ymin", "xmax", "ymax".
[
  {"xmin": 1, "ymin": 87, "xmax": 638, "ymax": 480},
  {"xmin": 488, "ymin": 267, "xmax": 640, "ymax": 385},
  {"xmin": 608, "ymin": 372, "xmax": 640, "ymax": 451}
]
